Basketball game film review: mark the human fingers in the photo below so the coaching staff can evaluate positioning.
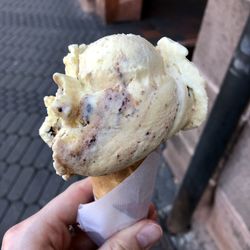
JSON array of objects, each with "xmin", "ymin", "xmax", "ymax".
[
  {"xmin": 2, "ymin": 179, "xmax": 94, "ymax": 250},
  {"xmin": 39, "ymin": 177, "xmax": 93, "ymax": 225},
  {"xmin": 100, "ymin": 219, "xmax": 162, "ymax": 250},
  {"xmin": 69, "ymin": 226, "xmax": 97, "ymax": 250}
]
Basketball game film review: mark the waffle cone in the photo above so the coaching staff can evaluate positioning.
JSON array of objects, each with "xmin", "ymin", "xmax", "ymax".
[{"xmin": 91, "ymin": 159, "xmax": 144, "ymax": 199}]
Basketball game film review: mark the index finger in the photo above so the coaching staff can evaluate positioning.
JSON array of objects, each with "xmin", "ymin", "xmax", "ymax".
[{"xmin": 39, "ymin": 177, "xmax": 93, "ymax": 225}]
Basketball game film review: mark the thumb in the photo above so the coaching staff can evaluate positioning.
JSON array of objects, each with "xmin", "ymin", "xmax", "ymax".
[{"xmin": 99, "ymin": 220, "xmax": 163, "ymax": 250}]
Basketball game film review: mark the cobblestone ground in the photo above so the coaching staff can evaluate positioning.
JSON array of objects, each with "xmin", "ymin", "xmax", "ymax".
[{"xmin": 0, "ymin": 0, "xmax": 179, "ymax": 248}]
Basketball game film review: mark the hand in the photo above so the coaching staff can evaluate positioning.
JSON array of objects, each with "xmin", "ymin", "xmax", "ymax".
[{"xmin": 2, "ymin": 178, "xmax": 162, "ymax": 250}]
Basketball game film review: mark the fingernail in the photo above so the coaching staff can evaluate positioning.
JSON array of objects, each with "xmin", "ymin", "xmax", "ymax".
[{"xmin": 136, "ymin": 223, "xmax": 162, "ymax": 248}]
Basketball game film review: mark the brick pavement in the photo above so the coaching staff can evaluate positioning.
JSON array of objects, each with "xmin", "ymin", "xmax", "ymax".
[{"xmin": 0, "ymin": 0, "xmax": 178, "ymax": 248}]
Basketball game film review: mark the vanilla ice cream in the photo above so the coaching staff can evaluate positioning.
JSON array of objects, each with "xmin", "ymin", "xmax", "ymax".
[{"xmin": 39, "ymin": 34, "xmax": 207, "ymax": 179}]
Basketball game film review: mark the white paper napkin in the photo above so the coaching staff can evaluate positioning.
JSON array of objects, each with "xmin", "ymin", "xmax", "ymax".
[{"xmin": 77, "ymin": 151, "xmax": 160, "ymax": 246}]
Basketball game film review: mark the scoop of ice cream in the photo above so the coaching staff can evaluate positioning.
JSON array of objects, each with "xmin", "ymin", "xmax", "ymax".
[{"xmin": 39, "ymin": 34, "xmax": 207, "ymax": 179}]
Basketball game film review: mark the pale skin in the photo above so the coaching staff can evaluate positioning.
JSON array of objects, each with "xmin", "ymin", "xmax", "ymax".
[{"xmin": 2, "ymin": 178, "xmax": 162, "ymax": 250}]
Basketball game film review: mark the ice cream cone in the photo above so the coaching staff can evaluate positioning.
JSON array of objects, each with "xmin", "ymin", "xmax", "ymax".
[
  {"xmin": 91, "ymin": 159, "xmax": 144, "ymax": 199},
  {"xmin": 39, "ymin": 34, "xmax": 207, "ymax": 182}
]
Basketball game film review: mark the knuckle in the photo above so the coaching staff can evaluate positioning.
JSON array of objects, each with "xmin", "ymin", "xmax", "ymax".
[
  {"xmin": 2, "ymin": 226, "xmax": 19, "ymax": 248},
  {"xmin": 5, "ymin": 225, "xmax": 18, "ymax": 237}
]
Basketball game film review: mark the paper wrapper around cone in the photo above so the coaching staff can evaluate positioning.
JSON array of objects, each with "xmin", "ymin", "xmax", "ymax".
[
  {"xmin": 77, "ymin": 152, "xmax": 160, "ymax": 245},
  {"xmin": 91, "ymin": 159, "xmax": 144, "ymax": 199}
]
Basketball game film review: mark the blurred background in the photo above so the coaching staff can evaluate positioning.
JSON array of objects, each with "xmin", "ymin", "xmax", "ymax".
[{"xmin": 0, "ymin": 0, "xmax": 249, "ymax": 249}]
